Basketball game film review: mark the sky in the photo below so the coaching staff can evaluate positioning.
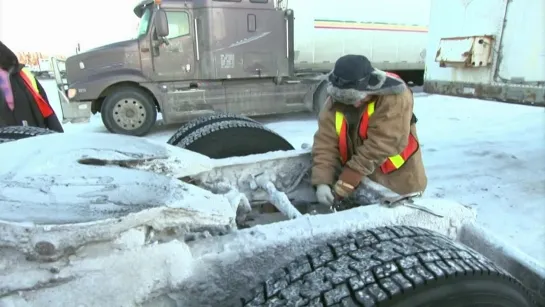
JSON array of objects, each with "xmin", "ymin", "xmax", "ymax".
[
  {"xmin": 0, "ymin": 0, "xmax": 140, "ymax": 56},
  {"xmin": 0, "ymin": 0, "xmax": 432, "ymax": 57}
]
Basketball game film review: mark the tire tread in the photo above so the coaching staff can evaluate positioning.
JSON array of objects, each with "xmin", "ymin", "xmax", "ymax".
[
  {"xmin": 241, "ymin": 226, "xmax": 534, "ymax": 307},
  {"xmin": 167, "ymin": 113, "xmax": 256, "ymax": 146},
  {"xmin": 0, "ymin": 126, "xmax": 56, "ymax": 144},
  {"xmin": 175, "ymin": 119, "xmax": 289, "ymax": 149}
]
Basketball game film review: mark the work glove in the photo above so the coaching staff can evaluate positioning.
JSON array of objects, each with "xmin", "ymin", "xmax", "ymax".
[
  {"xmin": 315, "ymin": 184, "xmax": 335, "ymax": 206},
  {"xmin": 333, "ymin": 167, "xmax": 363, "ymax": 199}
]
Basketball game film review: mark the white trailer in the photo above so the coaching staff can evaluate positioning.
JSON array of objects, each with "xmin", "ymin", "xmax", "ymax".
[
  {"xmin": 30, "ymin": 59, "xmax": 59, "ymax": 79},
  {"xmin": 287, "ymin": 0, "xmax": 431, "ymax": 84},
  {"xmin": 423, "ymin": 0, "xmax": 545, "ymax": 105},
  {"xmin": 38, "ymin": 59, "xmax": 51, "ymax": 73}
]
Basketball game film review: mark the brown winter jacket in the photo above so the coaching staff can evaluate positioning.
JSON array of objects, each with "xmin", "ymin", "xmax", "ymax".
[{"xmin": 311, "ymin": 88, "xmax": 427, "ymax": 195}]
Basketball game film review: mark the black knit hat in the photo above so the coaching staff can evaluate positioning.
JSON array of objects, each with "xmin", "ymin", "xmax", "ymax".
[
  {"xmin": 326, "ymin": 55, "xmax": 407, "ymax": 102},
  {"xmin": 328, "ymin": 54, "xmax": 390, "ymax": 91}
]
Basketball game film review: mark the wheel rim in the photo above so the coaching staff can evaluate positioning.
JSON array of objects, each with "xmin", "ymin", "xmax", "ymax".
[{"xmin": 112, "ymin": 98, "xmax": 147, "ymax": 130}]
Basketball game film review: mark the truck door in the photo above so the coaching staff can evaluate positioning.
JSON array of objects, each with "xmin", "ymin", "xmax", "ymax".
[{"xmin": 151, "ymin": 10, "xmax": 196, "ymax": 81}]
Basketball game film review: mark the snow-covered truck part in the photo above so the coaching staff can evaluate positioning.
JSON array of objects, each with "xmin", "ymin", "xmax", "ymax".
[
  {"xmin": 0, "ymin": 123, "xmax": 544, "ymax": 307},
  {"xmin": 423, "ymin": 0, "xmax": 545, "ymax": 105},
  {"xmin": 289, "ymin": 0, "xmax": 430, "ymax": 84}
]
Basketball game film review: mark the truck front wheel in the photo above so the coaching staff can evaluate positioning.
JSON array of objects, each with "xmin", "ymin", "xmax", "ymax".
[{"xmin": 100, "ymin": 86, "xmax": 157, "ymax": 136}]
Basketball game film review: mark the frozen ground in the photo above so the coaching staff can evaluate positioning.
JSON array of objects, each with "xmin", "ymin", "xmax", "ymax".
[{"xmin": 40, "ymin": 80, "xmax": 545, "ymax": 263}]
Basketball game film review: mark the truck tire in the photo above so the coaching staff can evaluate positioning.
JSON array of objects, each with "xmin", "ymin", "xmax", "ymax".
[
  {"xmin": 313, "ymin": 82, "xmax": 328, "ymax": 116},
  {"xmin": 167, "ymin": 113, "xmax": 257, "ymax": 146},
  {"xmin": 241, "ymin": 226, "xmax": 535, "ymax": 307},
  {"xmin": 0, "ymin": 126, "xmax": 57, "ymax": 144},
  {"xmin": 169, "ymin": 118, "xmax": 294, "ymax": 159},
  {"xmin": 100, "ymin": 86, "xmax": 157, "ymax": 136}
]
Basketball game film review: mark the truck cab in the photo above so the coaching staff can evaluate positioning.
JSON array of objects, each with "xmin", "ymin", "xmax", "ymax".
[{"xmin": 63, "ymin": 0, "xmax": 317, "ymax": 136}]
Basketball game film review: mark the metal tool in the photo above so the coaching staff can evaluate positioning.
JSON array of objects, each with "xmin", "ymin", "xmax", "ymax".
[
  {"xmin": 380, "ymin": 192, "xmax": 444, "ymax": 218},
  {"xmin": 329, "ymin": 190, "xmax": 443, "ymax": 218},
  {"xmin": 380, "ymin": 192, "xmax": 423, "ymax": 207}
]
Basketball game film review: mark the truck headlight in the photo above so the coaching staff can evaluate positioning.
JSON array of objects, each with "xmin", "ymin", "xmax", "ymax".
[{"xmin": 67, "ymin": 88, "xmax": 77, "ymax": 99}]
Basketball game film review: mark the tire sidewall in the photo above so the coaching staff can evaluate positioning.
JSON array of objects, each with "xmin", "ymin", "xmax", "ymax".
[{"xmin": 101, "ymin": 87, "xmax": 157, "ymax": 136}]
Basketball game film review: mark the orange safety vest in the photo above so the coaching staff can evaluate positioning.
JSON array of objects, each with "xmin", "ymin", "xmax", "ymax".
[
  {"xmin": 19, "ymin": 67, "xmax": 54, "ymax": 118},
  {"xmin": 335, "ymin": 101, "xmax": 419, "ymax": 174}
]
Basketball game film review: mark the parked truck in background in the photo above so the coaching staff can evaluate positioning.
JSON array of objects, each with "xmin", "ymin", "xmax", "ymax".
[
  {"xmin": 423, "ymin": 0, "xmax": 545, "ymax": 105},
  {"xmin": 56, "ymin": 0, "xmax": 431, "ymax": 136}
]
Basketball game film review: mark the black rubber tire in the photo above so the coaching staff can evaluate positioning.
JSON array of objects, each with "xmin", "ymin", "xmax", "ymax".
[
  {"xmin": 167, "ymin": 113, "xmax": 257, "ymax": 146},
  {"xmin": 0, "ymin": 126, "xmax": 57, "ymax": 144},
  {"xmin": 169, "ymin": 118, "xmax": 294, "ymax": 159},
  {"xmin": 241, "ymin": 226, "xmax": 535, "ymax": 307},
  {"xmin": 313, "ymin": 81, "xmax": 328, "ymax": 116},
  {"xmin": 100, "ymin": 86, "xmax": 157, "ymax": 136}
]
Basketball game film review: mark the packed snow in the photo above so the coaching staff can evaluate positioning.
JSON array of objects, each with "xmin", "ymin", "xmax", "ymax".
[{"xmin": 27, "ymin": 81, "xmax": 545, "ymax": 264}]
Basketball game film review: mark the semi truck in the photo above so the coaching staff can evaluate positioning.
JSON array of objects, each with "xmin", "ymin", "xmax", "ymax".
[
  {"xmin": 58, "ymin": 0, "xmax": 430, "ymax": 136},
  {"xmin": 423, "ymin": 0, "xmax": 545, "ymax": 105}
]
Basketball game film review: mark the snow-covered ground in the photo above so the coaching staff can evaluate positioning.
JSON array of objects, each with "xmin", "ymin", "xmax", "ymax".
[{"xmin": 41, "ymin": 80, "xmax": 545, "ymax": 264}]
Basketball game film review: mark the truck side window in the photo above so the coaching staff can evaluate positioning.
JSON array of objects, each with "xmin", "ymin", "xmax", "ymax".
[
  {"xmin": 136, "ymin": 8, "xmax": 152, "ymax": 37},
  {"xmin": 165, "ymin": 11, "xmax": 190, "ymax": 39}
]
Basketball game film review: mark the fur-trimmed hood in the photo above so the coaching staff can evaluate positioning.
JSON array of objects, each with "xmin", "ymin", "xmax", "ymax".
[{"xmin": 326, "ymin": 69, "xmax": 407, "ymax": 105}]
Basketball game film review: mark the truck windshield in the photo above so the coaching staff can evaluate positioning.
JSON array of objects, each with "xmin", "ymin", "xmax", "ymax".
[{"xmin": 136, "ymin": 7, "xmax": 152, "ymax": 38}]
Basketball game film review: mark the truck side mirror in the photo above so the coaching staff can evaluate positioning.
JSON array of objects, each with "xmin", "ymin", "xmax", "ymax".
[{"xmin": 154, "ymin": 9, "xmax": 169, "ymax": 38}]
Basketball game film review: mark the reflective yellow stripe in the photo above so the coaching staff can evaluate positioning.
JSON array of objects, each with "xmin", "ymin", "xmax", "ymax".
[
  {"xmin": 368, "ymin": 101, "xmax": 405, "ymax": 170},
  {"xmin": 367, "ymin": 101, "xmax": 375, "ymax": 116},
  {"xmin": 21, "ymin": 67, "xmax": 38, "ymax": 92},
  {"xmin": 388, "ymin": 155, "xmax": 405, "ymax": 168},
  {"xmin": 335, "ymin": 111, "xmax": 344, "ymax": 135},
  {"xmin": 334, "ymin": 100, "xmax": 409, "ymax": 171}
]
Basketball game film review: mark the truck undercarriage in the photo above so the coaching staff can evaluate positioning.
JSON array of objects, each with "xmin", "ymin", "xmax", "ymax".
[{"xmin": 0, "ymin": 119, "xmax": 543, "ymax": 307}]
